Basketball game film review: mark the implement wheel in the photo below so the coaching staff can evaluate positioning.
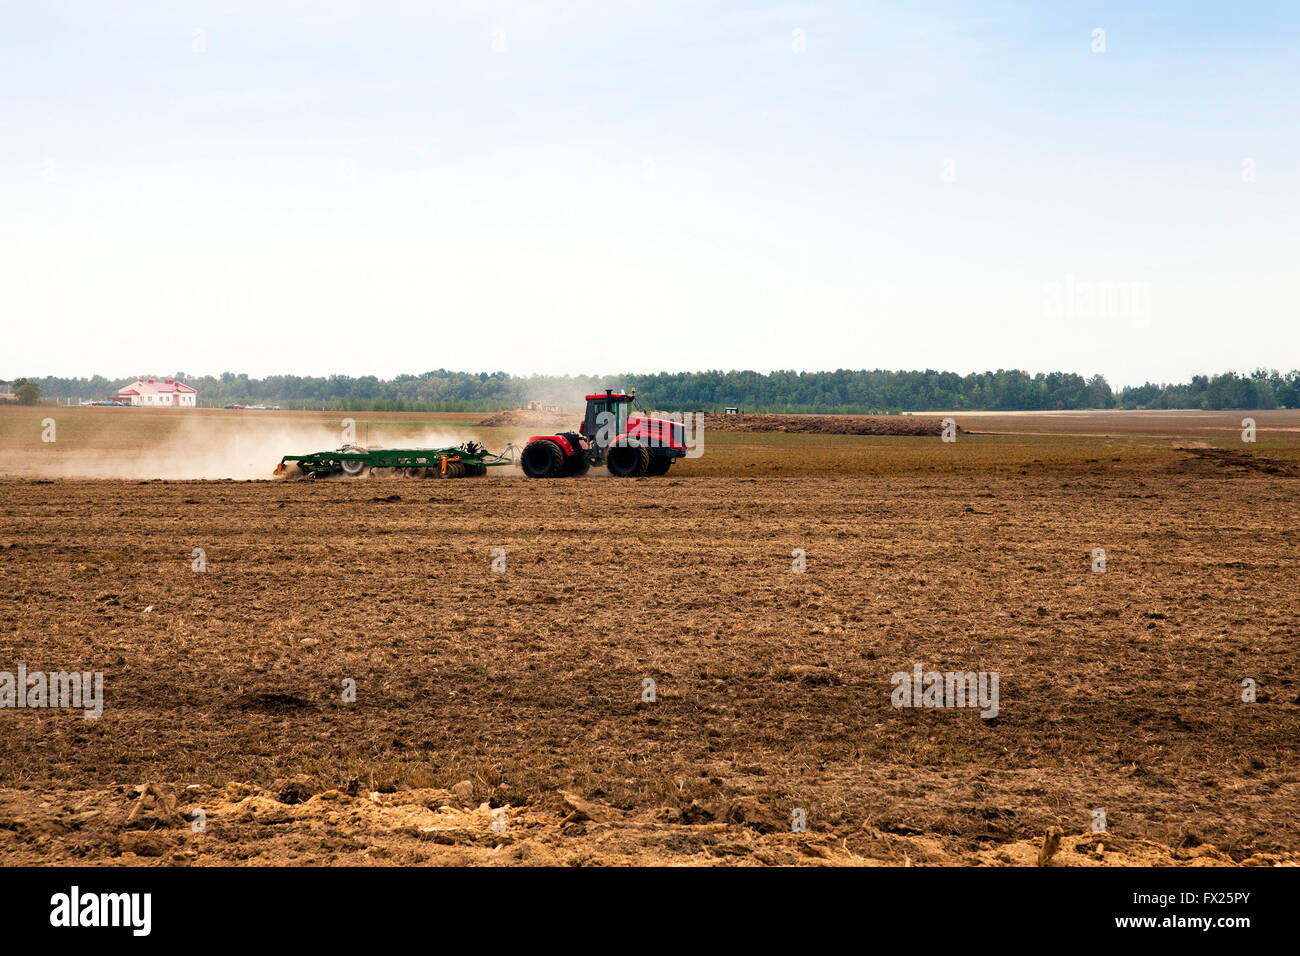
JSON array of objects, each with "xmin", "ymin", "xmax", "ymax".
[
  {"xmin": 340, "ymin": 444, "xmax": 369, "ymax": 478},
  {"xmin": 521, "ymin": 440, "xmax": 565, "ymax": 478},
  {"xmin": 607, "ymin": 444, "xmax": 651, "ymax": 477}
]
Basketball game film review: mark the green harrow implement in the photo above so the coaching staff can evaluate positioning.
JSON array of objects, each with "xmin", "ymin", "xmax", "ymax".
[{"xmin": 276, "ymin": 441, "xmax": 516, "ymax": 479}]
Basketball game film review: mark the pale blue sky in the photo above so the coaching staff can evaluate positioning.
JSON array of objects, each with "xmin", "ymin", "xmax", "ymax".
[{"xmin": 3, "ymin": 1, "xmax": 1297, "ymax": 385}]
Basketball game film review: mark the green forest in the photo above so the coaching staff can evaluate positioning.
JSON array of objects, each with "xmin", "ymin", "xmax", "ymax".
[{"xmin": 25, "ymin": 367, "xmax": 1300, "ymax": 413}]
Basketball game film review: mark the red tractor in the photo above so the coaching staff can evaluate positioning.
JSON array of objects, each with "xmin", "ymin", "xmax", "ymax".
[{"xmin": 520, "ymin": 388, "xmax": 688, "ymax": 478}]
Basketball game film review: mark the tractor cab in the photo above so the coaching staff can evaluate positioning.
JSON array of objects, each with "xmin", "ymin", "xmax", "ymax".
[{"xmin": 581, "ymin": 388, "xmax": 635, "ymax": 448}]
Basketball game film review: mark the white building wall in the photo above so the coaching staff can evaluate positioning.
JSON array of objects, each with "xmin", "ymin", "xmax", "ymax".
[{"xmin": 119, "ymin": 382, "xmax": 198, "ymax": 406}]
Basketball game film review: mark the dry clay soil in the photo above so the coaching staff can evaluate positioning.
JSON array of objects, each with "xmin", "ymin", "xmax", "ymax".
[{"xmin": 0, "ymin": 466, "xmax": 1298, "ymax": 866}]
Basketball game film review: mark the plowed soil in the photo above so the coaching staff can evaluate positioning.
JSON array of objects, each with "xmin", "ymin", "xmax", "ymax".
[{"xmin": 1, "ymin": 458, "xmax": 1298, "ymax": 866}]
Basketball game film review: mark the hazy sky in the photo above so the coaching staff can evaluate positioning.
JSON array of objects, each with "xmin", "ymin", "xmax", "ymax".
[{"xmin": 2, "ymin": 1, "xmax": 1297, "ymax": 386}]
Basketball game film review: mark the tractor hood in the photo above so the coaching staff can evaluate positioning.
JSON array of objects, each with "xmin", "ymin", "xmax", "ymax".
[{"xmin": 626, "ymin": 415, "xmax": 688, "ymax": 450}]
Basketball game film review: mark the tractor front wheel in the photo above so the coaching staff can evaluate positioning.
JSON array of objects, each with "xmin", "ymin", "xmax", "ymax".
[
  {"xmin": 521, "ymin": 440, "xmax": 566, "ymax": 478},
  {"xmin": 606, "ymin": 444, "xmax": 651, "ymax": 477}
]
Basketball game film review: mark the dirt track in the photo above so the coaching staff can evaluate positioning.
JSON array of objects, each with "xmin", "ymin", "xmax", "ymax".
[{"xmin": 1, "ymin": 465, "xmax": 1297, "ymax": 865}]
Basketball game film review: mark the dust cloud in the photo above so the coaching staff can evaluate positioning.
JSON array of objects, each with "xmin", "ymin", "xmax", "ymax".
[{"xmin": 13, "ymin": 414, "xmax": 522, "ymax": 480}]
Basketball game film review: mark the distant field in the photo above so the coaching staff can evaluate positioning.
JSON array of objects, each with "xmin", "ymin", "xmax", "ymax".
[{"xmin": 3, "ymin": 406, "xmax": 1300, "ymax": 480}]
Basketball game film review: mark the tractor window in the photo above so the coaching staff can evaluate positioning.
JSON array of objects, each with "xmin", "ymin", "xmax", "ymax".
[
  {"xmin": 584, "ymin": 396, "xmax": 632, "ymax": 443},
  {"xmin": 583, "ymin": 401, "xmax": 607, "ymax": 436}
]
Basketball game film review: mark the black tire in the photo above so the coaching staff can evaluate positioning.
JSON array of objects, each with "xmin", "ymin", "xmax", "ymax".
[
  {"xmin": 645, "ymin": 456, "xmax": 671, "ymax": 476},
  {"xmin": 564, "ymin": 454, "xmax": 590, "ymax": 477},
  {"xmin": 607, "ymin": 444, "xmax": 651, "ymax": 477},
  {"xmin": 521, "ymin": 439, "xmax": 566, "ymax": 478},
  {"xmin": 464, "ymin": 464, "xmax": 487, "ymax": 477},
  {"xmin": 440, "ymin": 460, "xmax": 466, "ymax": 479}
]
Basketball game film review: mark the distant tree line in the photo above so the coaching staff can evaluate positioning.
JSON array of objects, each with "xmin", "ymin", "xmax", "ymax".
[{"xmin": 24, "ymin": 368, "xmax": 1300, "ymax": 413}]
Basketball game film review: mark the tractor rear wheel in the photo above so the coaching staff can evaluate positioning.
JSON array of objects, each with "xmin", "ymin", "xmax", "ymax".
[
  {"xmin": 521, "ymin": 440, "xmax": 566, "ymax": 478},
  {"xmin": 645, "ymin": 456, "xmax": 671, "ymax": 476},
  {"xmin": 606, "ymin": 444, "xmax": 651, "ymax": 477},
  {"xmin": 564, "ymin": 454, "xmax": 590, "ymax": 477}
]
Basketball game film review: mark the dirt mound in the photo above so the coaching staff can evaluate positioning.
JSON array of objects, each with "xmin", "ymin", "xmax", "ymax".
[
  {"xmin": 479, "ymin": 409, "xmax": 952, "ymax": 437},
  {"xmin": 702, "ymin": 413, "xmax": 953, "ymax": 436},
  {"xmin": 478, "ymin": 409, "xmax": 574, "ymax": 430}
]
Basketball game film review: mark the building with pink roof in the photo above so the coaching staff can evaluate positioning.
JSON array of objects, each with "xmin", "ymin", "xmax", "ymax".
[{"xmin": 116, "ymin": 378, "xmax": 198, "ymax": 407}]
